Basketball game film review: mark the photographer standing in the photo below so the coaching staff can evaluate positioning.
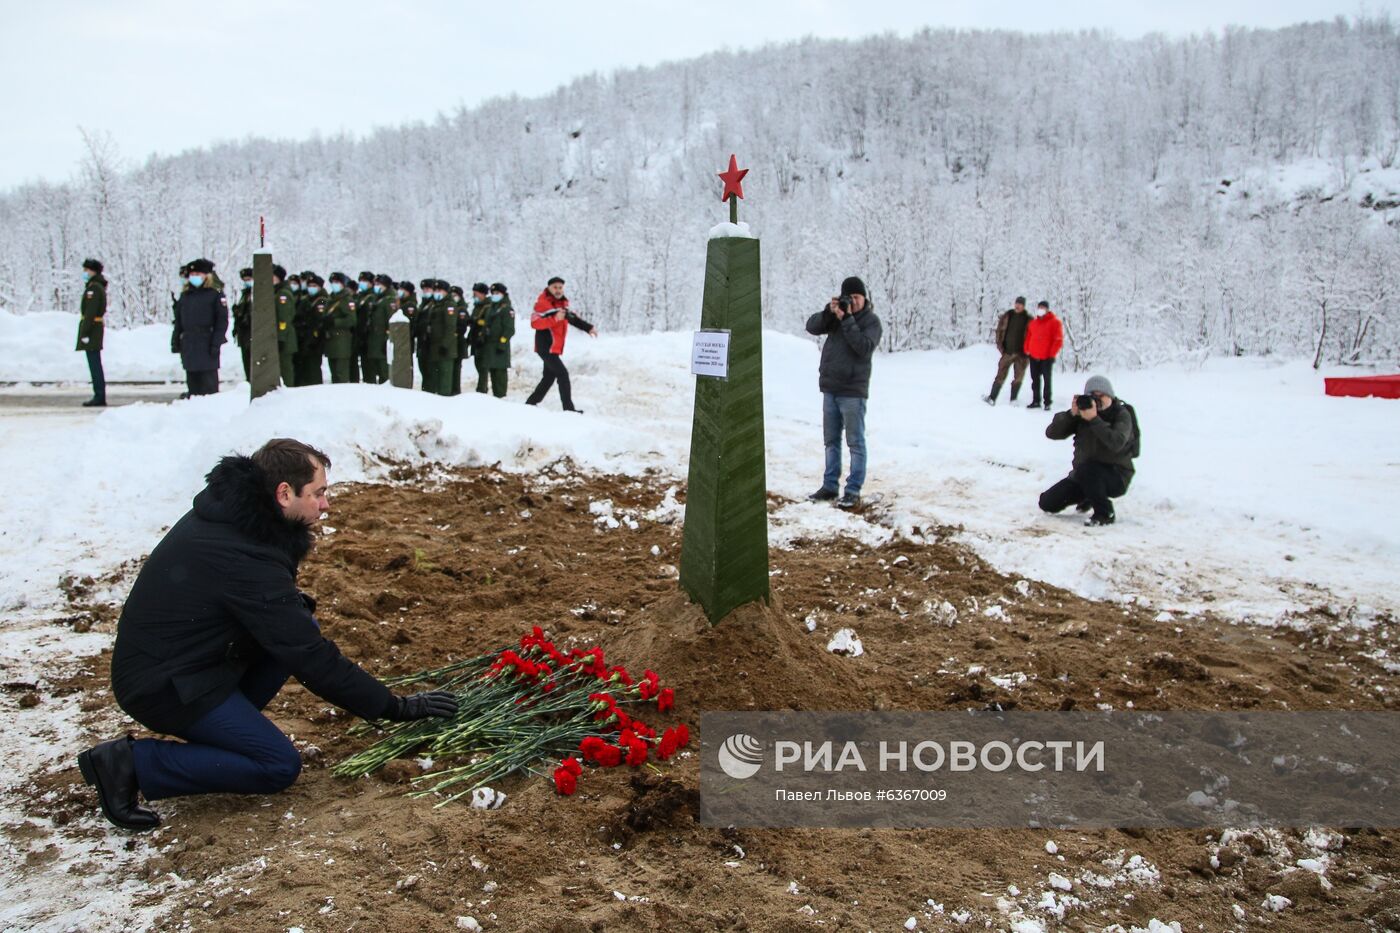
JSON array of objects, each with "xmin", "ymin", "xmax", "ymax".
[
  {"xmin": 805, "ymin": 276, "xmax": 882, "ymax": 510},
  {"xmin": 1039, "ymin": 375, "xmax": 1140, "ymax": 526}
]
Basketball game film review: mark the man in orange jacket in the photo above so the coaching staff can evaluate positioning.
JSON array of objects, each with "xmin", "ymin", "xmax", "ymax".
[
  {"xmin": 525, "ymin": 276, "xmax": 597, "ymax": 412},
  {"xmin": 1024, "ymin": 300, "xmax": 1064, "ymax": 411}
]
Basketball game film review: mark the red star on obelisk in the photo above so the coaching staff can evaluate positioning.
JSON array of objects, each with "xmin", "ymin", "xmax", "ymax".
[{"xmin": 718, "ymin": 154, "xmax": 748, "ymax": 223}]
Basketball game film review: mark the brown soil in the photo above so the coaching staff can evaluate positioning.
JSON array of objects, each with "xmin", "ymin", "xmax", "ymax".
[{"xmin": 21, "ymin": 466, "xmax": 1400, "ymax": 931}]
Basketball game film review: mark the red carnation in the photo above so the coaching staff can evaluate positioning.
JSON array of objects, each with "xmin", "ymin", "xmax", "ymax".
[
  {"xmin": 677, "ymin": 724, "xmax": 691, "ymax": 746},
  {"xmin": 553, "ymin": 766, "xmax": 577, "ymax": 795},
  {"xmin": 625, "ymin": 739, "xmax": 648, "ymax": 767},
  {"xmin": 618, "ymin": 728, "xmax": 637, "ymax": 747},
  {"xmin": 561, "ymin": 756, "xmax": 583, "ymax": 777},
  {"xmin": 596, "ymin": 744, "xmax": 623, "ymax": 767},
  {"xmin": 638, "ymin": 670, "xmax": 660, "ymax": 700},
  {"xmin": 657, "ymin": 728, "xmax": 679, "ymax": 760},
  {"xmin": 657, "ymin": 688, "xmax": 674, "ymax": 712}
]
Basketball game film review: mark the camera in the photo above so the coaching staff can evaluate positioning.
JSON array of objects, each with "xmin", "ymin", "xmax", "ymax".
[
  {"xmin": 837, "ymin": 295, "xmax": 852, "ymax": 312},
  {"xmin": 1075, "ymin": 394, "xmax": 1097, "ymax": 412}
]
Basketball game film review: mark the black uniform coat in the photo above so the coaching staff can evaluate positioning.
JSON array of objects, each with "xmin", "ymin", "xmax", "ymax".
[
  {"xmin": 172, "ymin": 286, "xmax": 228, "ymax": 373},
  {"xmin": 111, "ymin": 456, "xmax": 393, "ymax": 735}
]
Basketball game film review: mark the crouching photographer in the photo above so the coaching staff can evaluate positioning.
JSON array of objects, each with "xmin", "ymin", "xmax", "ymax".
[{"xmin": 1039, "ymin": 375, "xmax": 1140, "ymax": 526}]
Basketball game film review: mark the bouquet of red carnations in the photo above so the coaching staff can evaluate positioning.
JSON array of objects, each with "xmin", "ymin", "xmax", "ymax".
[{"xmin": 332, "ymin": 626, "xmax": 690, "ymax": 804}]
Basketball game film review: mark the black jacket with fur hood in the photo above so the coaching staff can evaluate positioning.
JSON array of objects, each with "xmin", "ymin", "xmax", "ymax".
[{"xmin": 112, "ymin": 456, "xmax": 392, "ymax": 734}]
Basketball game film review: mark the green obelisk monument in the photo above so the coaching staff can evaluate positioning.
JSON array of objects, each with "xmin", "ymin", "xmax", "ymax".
[
  {"xmin": 250, "ymin": 247, "xmax": 279, "ymax": 400},
  {"xmin": 679, "ymin": 155, "xmax": 770, "ymax": 624}
]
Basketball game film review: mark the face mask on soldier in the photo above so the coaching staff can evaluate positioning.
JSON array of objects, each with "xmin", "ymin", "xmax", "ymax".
[
  {"xmin": 188, "ymin": 274, "xmax": 205, "ymax": 288},
  {"xmin": 491, "ymin": 294, "xmax": 503, "ymax": 303},
  {"xmin": 241, "ymin": 280, "xmax": 252, "ymax": 289},
  {"xmin": 329, "ymin": 282, "xmax": 343, "ymax": 294},
  {"xmin": 308, "ymin": 285, "xmax": 320, "ymax": 296}
]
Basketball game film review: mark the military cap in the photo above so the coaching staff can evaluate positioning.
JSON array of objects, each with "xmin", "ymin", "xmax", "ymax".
[
  {"xmin": 82, "ymin": 258, "xmax": 104, "ymax": 273},
  {"xmin": 374, "ymin": 273, "xmax": 395, "ymax": 286},
  {"xmin": 188, "ymin": 258, "xmax": 215, "ymax": 274}
]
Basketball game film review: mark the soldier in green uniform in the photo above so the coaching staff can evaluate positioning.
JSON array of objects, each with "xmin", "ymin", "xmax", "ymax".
[
  {"xmin": 291, "ymin": 274, "xmax": 314, "ymax": 385},
  {"xmin": 362, "ymin": 273, "xmax": 396, "ymax": 384},
  {"xmin": 231, "ymin": 267, "xmax": 253, "ymax": 381},
  {"xmin": 273, "ymin": 265, "xmax": 298, "ymax": 387},
  {"xmin": 350, "ymin": 272, "xmax": 375, "ymax": 383},
  {"xmin": 448, "ymin": 284, "xmax": 469, "ymax": 396},
  {"xmin": 414, "ymin": 277, "xmax": 436, "ymax": 391},
  {"xmin": 76, "ymin": 258, "xmax": 108, "ymax": 407},
  {"xmin": 466, "ymin": 283, "xmax": 490, "ymax": 394},
  {"xmin": 429, "ymin": 280, "xmax": 461, "ymax": 396},
  {"xmin": 300, "ymin": 274, "xmax": 327, "ymax": 385},
  {"xmin": 480, "ymin": 282, "xmax": 515, "ymax": 398},
  {"xmin": 322, "ymin": 272, "xmax": 357, "ymax": 384}
]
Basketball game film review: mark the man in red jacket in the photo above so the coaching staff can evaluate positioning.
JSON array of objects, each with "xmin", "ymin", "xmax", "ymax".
[
  {"xmin": 525, "ymin": 276, "xmax": 597, "ymax": 412},
  {"xmin": 1024, "ymin": 300, "xmax": 1064, "ymax": 411}
]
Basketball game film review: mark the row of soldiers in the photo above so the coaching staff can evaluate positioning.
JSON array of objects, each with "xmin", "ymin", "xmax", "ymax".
[{"xmin": 227, "ymin": 266, "xmax": 516, "ymax": 396}]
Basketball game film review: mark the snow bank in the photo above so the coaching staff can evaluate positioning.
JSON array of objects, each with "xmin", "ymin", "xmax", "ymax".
[
  {"xmin": 2, "ymin": 328, "xmax": 1398, "ymax": 627},
  {"xmin": 0, "ymin": 310, "xmax": 190, "ymax": 382}
]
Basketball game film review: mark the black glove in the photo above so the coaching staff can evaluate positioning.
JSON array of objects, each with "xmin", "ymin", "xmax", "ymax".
[{"xmin": 386, "ymin": 690, "xmax": 458, "ymax": 722}]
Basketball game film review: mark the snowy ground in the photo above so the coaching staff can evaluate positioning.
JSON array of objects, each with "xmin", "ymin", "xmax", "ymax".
[
  {"xmin": 2, "ymin": 315, "xmax": 1398, "ymax": 929},
  {"xmin": 2, "ymin": 313, "xmax": 1396, "ymax": 625}
]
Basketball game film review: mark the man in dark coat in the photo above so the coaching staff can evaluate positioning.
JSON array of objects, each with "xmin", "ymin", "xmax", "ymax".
[
  {"xmin": 1039, "ymin": 375, "xmax": 1140, "ymax": 526},
  {"xmin": 805, "ymin": 275, "xmax": 883, "ymax": 510},
  {"xmin": 525, "ymin": 276, "xmax": 596, "ymax": 411},
  {"xmin": 984, "ymin": 297, "xmax": 1031, "ymax": 405},
  {"xmin": 172, "ymin": 258, "xmax": 227, "ymax": 396},
  {"xmin": 76, "ymin": 258, "xmax": 107, "ymax": 407},
  {"xmin": 77, "ymin": 439, "xmax": 457, "ymax": 830}
]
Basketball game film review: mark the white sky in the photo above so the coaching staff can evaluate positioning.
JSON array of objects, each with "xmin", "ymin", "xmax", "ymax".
[{"xmin": 2, "ymin": 0, "xmax": 1391, "ymax": 189}]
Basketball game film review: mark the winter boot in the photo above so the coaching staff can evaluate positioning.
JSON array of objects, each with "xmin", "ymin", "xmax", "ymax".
[
  {"xmin": 1086, "ymin": 506, "xmax": 1115, "ymax": 527},
  {"xmin": 1043, "ymin": 399, "xmax": 1052, "ymax": 411},
  {"xmin": 836, "ymin": 492, "xmax": 861, "ymax": 510},
  {"xmin": 78, "ymin": 735, "xmax": 160, "ymax": 831},
  {"xmin": 983, "ymin": 381, "xmax": 1002, "ymax": 406},
  {"xmin": 808, "ymin": 487, "xmax": 838, "ymax": 503},
  {"xmin": 1009, "ymin": 381, "xmax": 1022, "ymax": 403},
  {"xmin": 82, "ymin": 397, "xmax": 106, "ymax": 408}
]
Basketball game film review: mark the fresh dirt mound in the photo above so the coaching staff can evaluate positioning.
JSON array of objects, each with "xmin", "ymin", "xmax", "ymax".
[
  {"xmin": 15, "ymin": 467, "xmax": 1400, "ymax": 932},
  {"xmin": 608, "ymin": 592, "xmax": 872, "ymax": 712}
]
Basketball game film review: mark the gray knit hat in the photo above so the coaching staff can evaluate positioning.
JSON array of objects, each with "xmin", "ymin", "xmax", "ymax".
[{"xmin": 1084, "ymin": 375, "xmax": 1115, "ymax": 396}]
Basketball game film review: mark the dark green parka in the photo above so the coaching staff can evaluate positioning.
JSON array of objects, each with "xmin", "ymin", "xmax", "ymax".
[
  {"xmin": 322, "ymin": 291, "xmax": 357, "ymax": 360},
  {"xmin": 76, "ymin": 274, "xmax": 107, "ymax": 351},
  {"xmin": 474, "ymin": 297, "xmax": 516, "ymax": 369}
]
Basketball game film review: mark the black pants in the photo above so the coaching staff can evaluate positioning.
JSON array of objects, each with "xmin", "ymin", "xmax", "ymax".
[
  {"xmin": 525, "ymin": 351, "xmax": 574, "ymax": 410},
  {"xmin": 239, "ymin": 343, "xmax": 251, "ymax": 382},
  {"xmin": 1029, "ymin": 358, "xmax": 1054, "ymax": 406},
  {"xmin": 1039, "ymin": 462, "xmax": 1130, "ymax": 521},
  {"xmin": 86, "ymin": 349, "xmax": 106, "ymax": 402},
  {"xmin": 186, "ymin": 369, "xmax": 218, "ymax": 396}
]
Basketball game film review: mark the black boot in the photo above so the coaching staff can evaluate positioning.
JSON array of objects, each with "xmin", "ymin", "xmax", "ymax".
[
  {"xmin": 1009, "ymin": 381, "xmax": 1022, "ymax": 403},
  {"xmin": 81, "ymin": 397, "xmax": 107, "ymax": 408},
  {"xmin": 78, "ymin": 736, "xmax": 160, "ymax": 831},
  {"xmin": 983, "ymin": 381, "xmax": 1002, "ymax": 406},
  {"xmin": 808, "ymin": 487, "xmax": 838, "ymax": 502}
]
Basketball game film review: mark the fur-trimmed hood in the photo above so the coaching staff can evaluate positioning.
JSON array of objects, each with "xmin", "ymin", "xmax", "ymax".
[{"xmin": 192, "ymin": 456, "xmax": 314, "ymax": 568}]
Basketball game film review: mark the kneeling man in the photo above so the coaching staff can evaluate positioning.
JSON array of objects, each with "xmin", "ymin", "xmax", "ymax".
[{"xmin": 79, "ymin": 438, "xmax": 457, "ymax": 830}]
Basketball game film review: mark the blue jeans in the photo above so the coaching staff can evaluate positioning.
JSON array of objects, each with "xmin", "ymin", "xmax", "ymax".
[
  {"xmin": 822, "ymin": 393, "xmax": 867, "ymax": 496},
  {"xmin": 131, "ymin": 659, "xmax": 302, "ymax": 801}
]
